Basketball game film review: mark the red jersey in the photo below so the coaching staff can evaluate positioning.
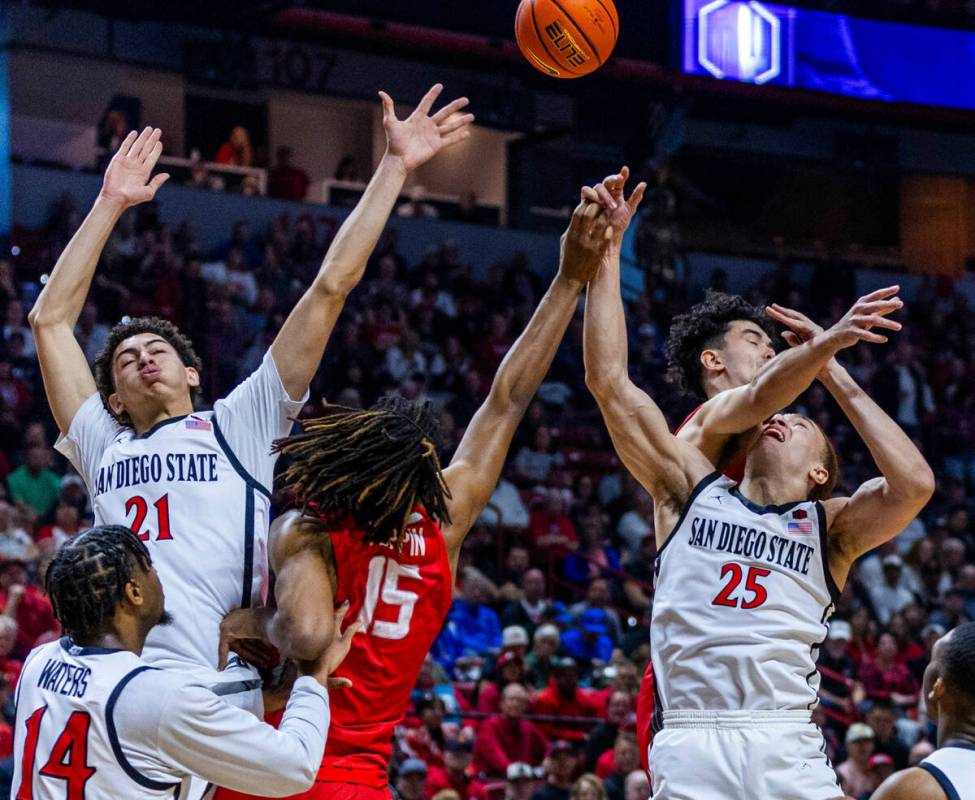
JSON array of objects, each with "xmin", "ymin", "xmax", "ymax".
[
  {"xmin": 320, "ymin": 508, "xmax": 453, "ymax": 787},
  {"xmin": 637, "ymin": 404, "xmax": 745, "ymax": 772}
]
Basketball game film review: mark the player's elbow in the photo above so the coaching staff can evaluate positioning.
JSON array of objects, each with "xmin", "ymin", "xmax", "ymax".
[
  {"xmin": 584, "ymin": 363, "xmax": 621, "ymax": 398},
  {"xmin": 277, "ymin": 611, "xmax": 334, "ymax": 661},
  {"xmin": 906, "ymin": 463, "xmax": 936, "ymax": 504},
  {"xmin": 277, "ymin": 759, "xmax": 318, "ymax": 795}
]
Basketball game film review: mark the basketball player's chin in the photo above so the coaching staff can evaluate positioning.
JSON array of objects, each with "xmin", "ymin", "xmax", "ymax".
[{"xmin": 157, "ymin": 610, "xmax": 175, "ymax": 627}]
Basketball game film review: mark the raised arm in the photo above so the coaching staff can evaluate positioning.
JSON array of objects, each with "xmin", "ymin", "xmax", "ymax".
[
  {"xmin": 582, "ymin": 172, "xmax": 710, "ymax": 514},
  {"xmin": 270, "ymin": 84, "xmax": 473, "ymax": 399},
  {"xmin": 821, "ymin": 358, "xmax": 935, "ymax": 582},
  {"xmin": 29, "ymin": 128, "xmax": 169, "ymax": 433},
  {"xmin": 680, "ymin": 287, "xmax": 903, "ymax": 461},
  {"xmin": 439, "ymin": 196, "xmax": 612, "ymax": 572}
]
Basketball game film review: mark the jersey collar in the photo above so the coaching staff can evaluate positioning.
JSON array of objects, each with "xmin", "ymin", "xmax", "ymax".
[
  {"xmin": 134, "ymin": 414, "xmax": 190, "ymax": 440},
  {"xmin": 59, "ymin": 636, "xmax": 127, "ymax": 656}
]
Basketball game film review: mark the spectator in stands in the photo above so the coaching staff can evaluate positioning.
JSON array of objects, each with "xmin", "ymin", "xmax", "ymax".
[
  {"xmin": 473, "ymin": 683, "xmax": 548, "ymax": 776},
  {"xmin": 426, "ymin": 740, "xmax": 474, "ymax": 800},
  {"xmin": 530, "ymin": 490, "xmax": 578, "ymax": 555},
  {"xmin": 514, "ymin": 428, "xmax": 563, "ymax": 487},
  {"xmin": 615, "ymin": 488, "xmax": 652, "ymax": 559},
  {"xmin": 531, "ymin": 741, "xmax": 577, "ymax": 800},
  {"xmin": 268, "ymin": 146, "xmax": 310, "ymax": 202},
  {"xmin": 836, "ymin": 722, "xmax": 874, "ymax": 799},
  {"xmin": 526, "ymin": 624, "xmax": 561, "ymax": 690},
  {"xmin": 867, "ymin": 753, "xmax": 896, "ymax": 793},
  {"xmin": 0, "ymin": 502, "xmax": 36, "ymax": 563},
  {"xmin": 532, "ymin": 658, "xmax": 601, "ymax": 743},
  {"xmin": 622, "ymin": 772, "xmax": 648, "ymax": 800},
  {"xmin": 868, "ymin": 555, "xmax": 916, "ymax": 625},
  {"xmin": 598, "ymin": 733, "xmax": 640, "ymax": 800},
  {"xmin": 0, "ymin": 360, "xmax": 32, "ymax": 420},
  {"xmin": 74, "ymin": 301, "xmax": 110, "ymax": 365},
  {"xmin": 397, "ymin": 185, "xmax": 439, "ymax": 219},
  {"xmin": 0, "ymin": 557, "xmax": 57, "ymax": 659},
  {"xmin": 214, "ymin": 126, "xmax": 253, "ymax": 167},
  {"xmin": 448, "ymin": 571, "xmax": 502, "ymax": 657},
  {"xmin": 503, "ymin": 763, "xmax": 536, "ymax": 800},
  {"xmin": 477, "ymin": 650, "xmax": 528, "ymax": 715},
  {"xmin": 497, "ymin": 548, "xmax": 532, "ymax": 603},
  {"xmin": 387, "ymin": 330, "xmax": 428, "ymax": 383},
  {"xmin": 564, "ymin": 506, "xmax": 620, "ymax": 586},
  {"xmin": 583, "ymin": 690, "xmax": 632, "ymax": 771},
  {"xmin": 502, "ymin": 569, "xmax": 555, "ymax": 636},
  {"xmin": 569, "ymin": 774, "xmax": 605, "ymax": 800},
  {"xmin": 860, "ymin": 633, "xmax": 919, "ymax": 709},
  {"xmin": 561, "ymin": 609, "xmax": 613, "ymax": 667},
  {"xmin": 569, "ymin": 579, "xmax": 623, "ymax": 645},
  {"xmin": 0, "ymin": 617, "xmax": 21, "ymax": 692},
  {"xmin": 3, "ymin": 300, "xmax": 34, "ymax": 359},
  {"xmin": 621, "ymin": 535, "xmax": 654, "ymax": 614},
  {"xmin": 334, "ymin": 155, "xmax": 359, "ymax": 182},
  {"xmin": 406, "ymin": 693, "xmax": 448, "ymax": 768},
  {"xmin": 398, "ymin": 759, "xmax": 430, "ymax": 800},
  {"xmin": 35, "ymin": 499, "xmax": 84, "ymax": 553},
  {"xmin": 865, "ymin": 699, "xmax": 910, "ymax": 770},
  {"xmin": 817, "ymin": 619, "xmax": 861, "ymax": 713},
  {"xmin": 6, "ymin": 447, "xmax": 61, "ymax": 520},
  {"xmin": 477, "ymin": 477, "xmax": 530, "ymax": 532}
]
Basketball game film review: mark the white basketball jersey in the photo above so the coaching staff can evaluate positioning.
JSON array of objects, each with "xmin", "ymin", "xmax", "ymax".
[
  {"xmin": 650, "ymin": 473, "xmax": 840, "ymax": 725},
  {"xmin": 921, "ymin": 743, "xmax": 975, "ymax": 800},
  {"xmin": 11, "ymin": 638, "xmax": 184, "ymax": 799},
  {"xmin": 55, "ymin": 353, "xmax": 305, "ymax": 690}
]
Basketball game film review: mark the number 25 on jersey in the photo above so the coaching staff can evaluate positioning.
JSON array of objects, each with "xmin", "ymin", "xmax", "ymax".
[{"xmin": 711, "ymin": 562, "xmax": 770, "ymax": 609}]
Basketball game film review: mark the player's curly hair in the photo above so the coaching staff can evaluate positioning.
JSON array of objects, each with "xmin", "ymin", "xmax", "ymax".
[
  {"xmin": 274, "ymin": 395, "xmax": 452, "ymax": 544},
  {"xmin": 665, "ymin": 291, "xmax": 776, "ymax": 399},
  {"xmin": 46, "ymin": 525, "xmax": 153, "ymax": 642},
  {"xmin": 93, "ymin": 316, "xmax": 202, "ymax": 426}
]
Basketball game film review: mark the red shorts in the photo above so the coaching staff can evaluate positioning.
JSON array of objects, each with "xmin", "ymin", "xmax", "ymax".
[
  {"xmin": 636, "ymin": 661, "xmax": 655, "ymax": 775},
  {"xmin": 214, "ymin": 782, "xmax": 392, "ymax": 800}
]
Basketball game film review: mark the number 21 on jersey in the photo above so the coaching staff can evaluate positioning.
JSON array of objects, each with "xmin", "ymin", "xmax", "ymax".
[{"xmin": 360, "ymin": 556, "xmax": 420, "ymax": 640}]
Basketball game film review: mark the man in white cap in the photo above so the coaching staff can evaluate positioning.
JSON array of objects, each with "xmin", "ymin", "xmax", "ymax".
[
  {"xmin": 818, "ymin": 619, "xmax": 862, "ymax": 713},
  {"xmin": 505, "ymin": 763, "xmax": 536, "ymax": 800},
  {"xmin": 838, "ymin": 722, "xmax": 876, "ymax": 799},
  {"xmin": 502, "ymin": 625, "xmax": 531, "ymax": 654},
  {"xmin": 869, "ymin": 554, "xmax": 916, "ymax": 624},
  {"xmin": 527, "ymin": 624, "xmax": 561, "ymax": 690}
]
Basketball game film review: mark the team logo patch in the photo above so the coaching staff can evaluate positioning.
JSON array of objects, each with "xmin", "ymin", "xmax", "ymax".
[
  {"xmin": 788, "ymin": 509, "xmax": 812, "ymax": 534},
  {"xmin": 185, "ymin": 417, "xmax": 212, "ymax": 432}
]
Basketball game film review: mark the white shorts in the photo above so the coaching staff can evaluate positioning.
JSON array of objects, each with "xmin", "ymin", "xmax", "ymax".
[{"xmin": 649, "ymin": 710, "xmax": 843, "ymax": 800}]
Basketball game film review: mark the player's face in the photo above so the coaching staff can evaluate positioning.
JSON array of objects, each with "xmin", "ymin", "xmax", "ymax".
[
  {"xmin": 138, "ymin": 563, "xmax": 168, "ymax": 630},
  {"xmin": 750, "ymin": 414, "xmax": 829, "ymax": 493},
  {"xmin": 109, "ymin": 333, "xmax": 199, "ymax": 421},
  {"xmin": 707, "ymin": 320, "xmax": 775, "ymax": 390}
]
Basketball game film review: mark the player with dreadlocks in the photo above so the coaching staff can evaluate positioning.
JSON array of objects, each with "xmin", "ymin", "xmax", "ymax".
[
  {"xmin": 871, "ymin": 623, "xmax": 975, "ymax": 800},
  {"xmin": 11, "ymin": 525, "xmax": 358, "ymax": 798},
  {"xmin": 576, "ymin": 171, "xmax": 910, "ymax": 779},
  {"xmin": 214, "ymin": 178, "xmax": 634, "ymax": 800}
]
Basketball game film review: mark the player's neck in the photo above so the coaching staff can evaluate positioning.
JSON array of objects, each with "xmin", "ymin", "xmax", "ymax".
[
  {"xmin": 130, "ymin": 399, "xmax": 195, "ymax": 435},
  {"xmin": 939, "ymin": 715, "xmax": 975, "ymax": 748},
  {"xmin": 75, "ymin": 630, "xmax": 141, "ymax": 654},
  {"xmin": 705, "ymin": 373, "xmax": 738, "ymax": 398},
  {"xmin": 737, "ymin": 475, "xmax": 805, "ymax": 507}
]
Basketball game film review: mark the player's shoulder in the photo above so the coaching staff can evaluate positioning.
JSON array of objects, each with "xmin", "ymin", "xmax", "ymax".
[
  {"xmin": 870, "ymin": 765, "xmax": 947, "ymax": 800},
  {"xmin": 270, "ymin": 510, "xmax": 331, "ymax": 568}
]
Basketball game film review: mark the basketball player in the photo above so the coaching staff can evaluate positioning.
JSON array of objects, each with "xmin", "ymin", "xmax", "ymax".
[
  {"xmin": 582, "ymin": 170, "xmax": 903, "ymax": 773},
  {"xmin": 12, "ymin": 525, "xmax": 359, "ymax": 798},
  {"xmin": 870, "ymin": 623, "xmax": 975, "ymax": 800},
  {"xmin": 212, "ymin": 186, "xmax": 629, "ymax": 800},
  {"xmin": 29, "ymin": 86, "xmax": 473, "ymax": 718},
  {"xmin": 584, "ymin": 190, "xmax": 934, "ymax": 799}
]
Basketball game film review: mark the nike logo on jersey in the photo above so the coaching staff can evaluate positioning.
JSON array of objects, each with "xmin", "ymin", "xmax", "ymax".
[{"xmin": 687, "ymin": 514, "xmax": 816, "ymax": 576}]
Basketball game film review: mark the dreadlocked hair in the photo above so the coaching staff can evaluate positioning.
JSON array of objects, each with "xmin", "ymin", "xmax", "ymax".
[
  {"xmin": 274, "ymin": 395, "xmax": 451, "ymax": 544},
  {"xmin": 665, "ymin": 291, "xmax": 776, "ymax": 399},
  {"xmin": 94, "ymin": 316, "xmax": 202, "ymax": 426},
  {"xmin": 45, "ymin": 525, "xmax": 152, "ymax": 642}
]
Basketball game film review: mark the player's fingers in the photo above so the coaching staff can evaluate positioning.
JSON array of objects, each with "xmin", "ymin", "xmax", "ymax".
[
  {"xmin": 218, "ymin": 639, "xmax": 229, "ymax": 671},
  {"xmin": 145, "ymin": 139, "xmax": 164, "ymax": 172},
  {"xmin": 139, "ymin": 129, "xmax": 162, "ymax": 163},
  {"xmin": 147, "ymin": 173, "xmax": 170, "ymax": 195},
  {"xmin": 437, "ymin": 113, "xmax": 475, "ymax": 135},
  {"xmin": 590, "ymin": 213, "xmax": 610, "ymax": 242},
  {"xmin": 859, "ymin": 285, "xmax": 900, "ymax": 303},
  {"xmin": 378, "ymin": 91, "xmax": 396, "ymax": 123},
  {"xmin": 441, "ymin": 129, "xmax": 471, "ymax": 148},
  {"xmin": 327, "ymin": 677, "xmax": 354, "ymax": 690},
  {"xmin": 860, "ymin": 315, "xmax": 902, "ymax": 331},
  {"xmin": 627, "ymin": 182, "xmax": 648, "ymax": 213},
  {"xmin": 581, "ymin": 186, "xmax": 599, "ymax": 203},
  {"xmin": 432, "ymin": 96, "xmax": 470, "ymax": 123},
  {"xmin": 129, "ymin": 127, "xmax": 153, "ymax": 160},
  {"xmin": 119, "ymin": 130, "xmax": 138, "ymax": 157},
  {"xmin": 857, "ymin": 298, "xmax": 903, "ymax": 316},
  {"xmin": 333, "ymin": 600, "xmax": 351, "ymax": 629},
  {"xmin": 416, "ymin": 83, "xmax": 444, "ymax": 115},
  {"xmin": 782, "ymin": 331, "xmax": 801, "ymax": 348},
  {"xmin": 593, "ymin": 183, "xmax": 617, "ymax": 210},
  {"xmin": 857, "ymin": 329, "xmax": 889, "ymax": 344},
  {"xmin": 343, "ymin": 619, "xmax": 363, "ymax": 639}
]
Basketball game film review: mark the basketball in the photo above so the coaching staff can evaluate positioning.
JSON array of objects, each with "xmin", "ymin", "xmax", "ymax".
[{"xmin": 515, "ymin": 0, "xmax": 619, "ymax": 79}]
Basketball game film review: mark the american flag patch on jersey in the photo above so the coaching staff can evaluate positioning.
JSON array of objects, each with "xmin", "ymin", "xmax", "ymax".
[
  {"xmin": 185, "ymin": 417, "xmax": 212, "ymax": 432},
  {"xmin": 788, "ymin": 520, "xmax": 813, "ymax": 535}
]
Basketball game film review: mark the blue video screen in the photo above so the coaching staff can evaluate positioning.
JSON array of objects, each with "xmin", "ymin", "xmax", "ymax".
[{"xmin": 681, "ymin": 0, "xmax": 975, "ymax": 112}]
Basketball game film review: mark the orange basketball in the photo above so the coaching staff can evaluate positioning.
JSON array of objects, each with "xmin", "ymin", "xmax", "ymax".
[{"xmin": 515, "ymin": 0, "xmax": 619, "ymax": 79}]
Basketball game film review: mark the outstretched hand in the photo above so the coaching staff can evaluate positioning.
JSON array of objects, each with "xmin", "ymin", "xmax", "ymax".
[
  {"xmin": 300, "ymin": 601, "xmax": 362, "ymax": 689},
  {"xmin": 380, "ymin": 84, "xmax": 475, "ymax": 174},
  {"xmin": 766, "ymin": 304, "xmax": 824, "ymax": 349},
  {"xmin": 581, "ymin": 166, "xmax": 647, "ymax": 242},
  {"xmin": 559, "ymin": 190, "xmax": 614, "ymax": 284},
  {"xmin": 99, "ymin": 127, "xmax": 170, "ymax": 209}
]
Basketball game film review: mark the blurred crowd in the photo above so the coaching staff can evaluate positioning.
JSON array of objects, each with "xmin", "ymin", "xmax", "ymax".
[{"xmin": 0, "ymin": 186, "xmax": 973, "ymax": 800}]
